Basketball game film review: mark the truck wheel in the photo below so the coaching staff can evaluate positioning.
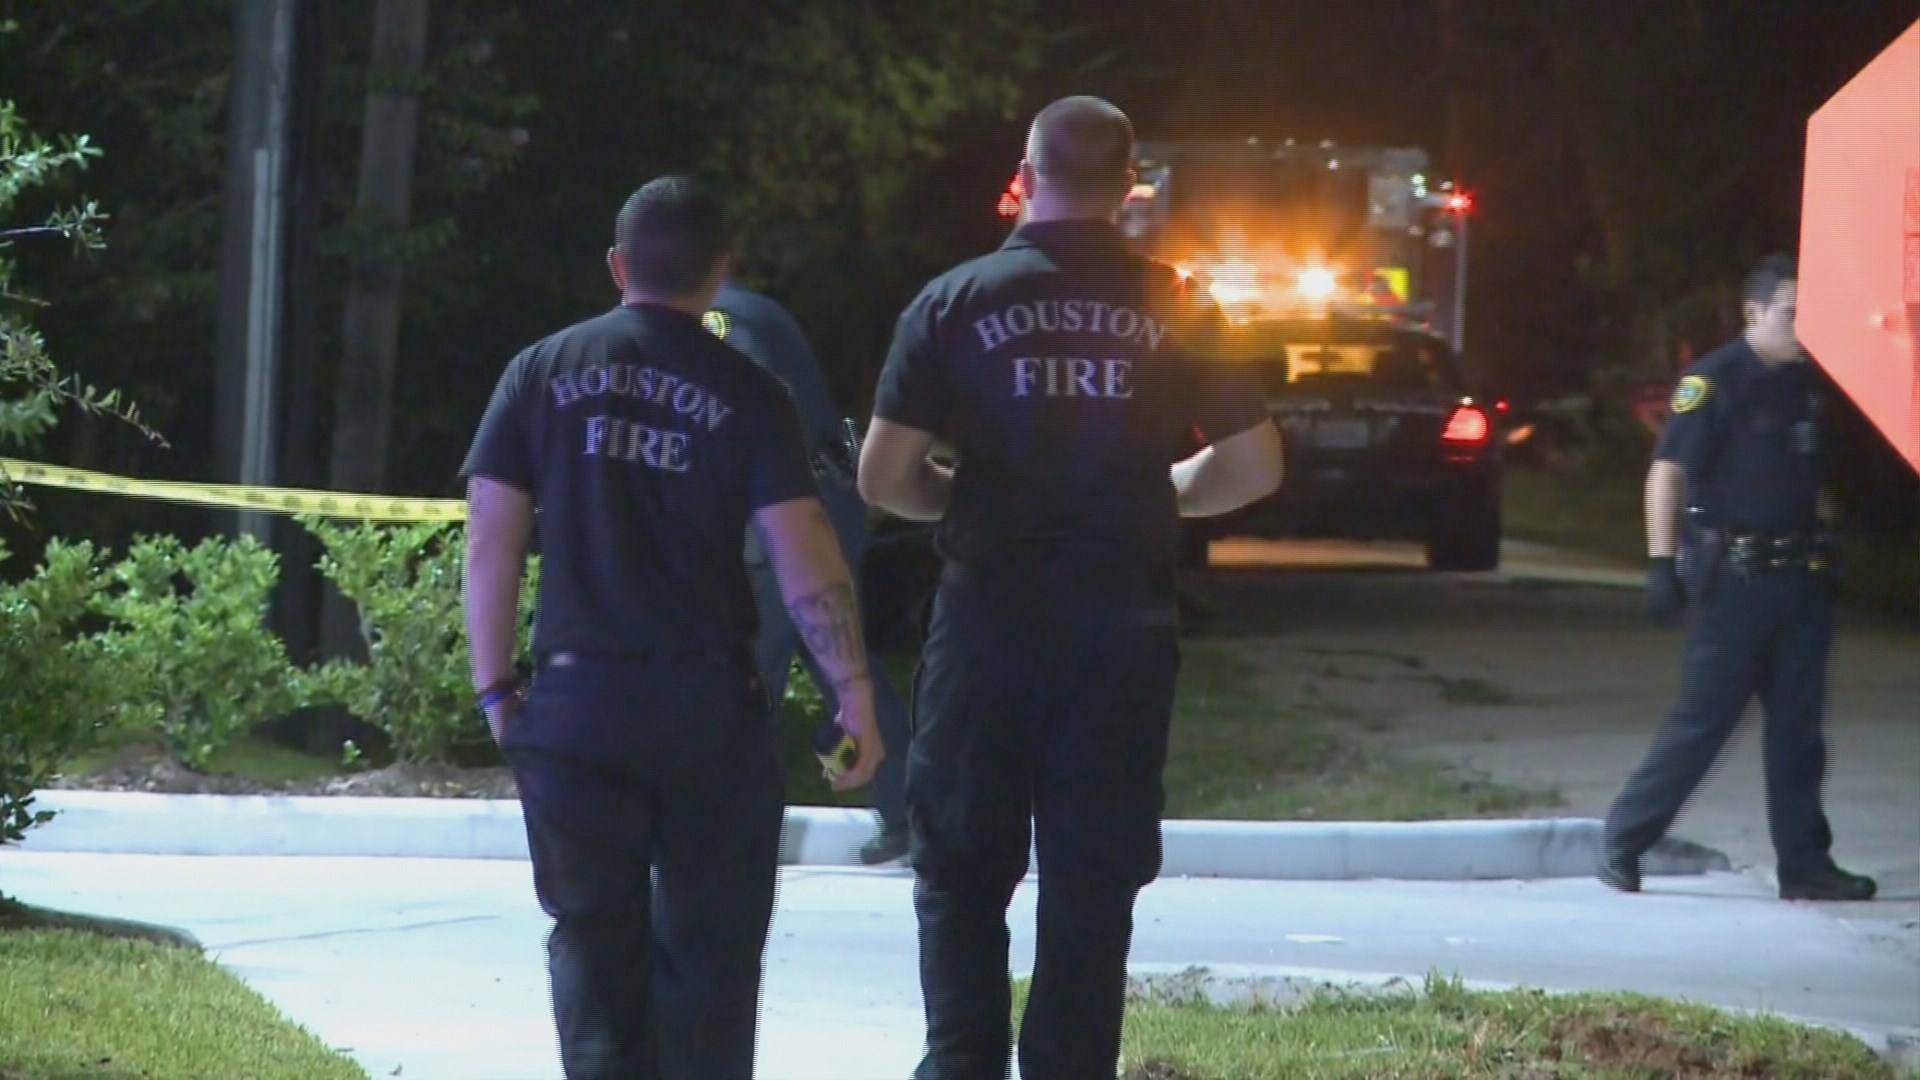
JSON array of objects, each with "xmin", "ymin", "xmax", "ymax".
[{"xmin": 1426, "ymin": 486, "xmax": 1502, "ymax": 572}]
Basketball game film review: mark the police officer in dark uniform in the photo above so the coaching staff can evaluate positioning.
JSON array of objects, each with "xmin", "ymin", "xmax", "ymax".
[
  {"xmin": 459, "ymin": 175, "xmax": 884, "ymax": 1080},
  {"xmin": 704, "ymin": 281, "xmax": 915, "ymax": 863},
  {"xmin": 1600, "ymin": 253, "xmax": 1876, "ymax": 903},
  {"xmin": 858, "ymin": 97, "xmax": 1285, "ymax": 1080}
]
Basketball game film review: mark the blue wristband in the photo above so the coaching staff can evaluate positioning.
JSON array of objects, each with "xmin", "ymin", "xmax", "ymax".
[{"xmin": 477, "ymin": 680, "xmax": 520, "ymax": 713}]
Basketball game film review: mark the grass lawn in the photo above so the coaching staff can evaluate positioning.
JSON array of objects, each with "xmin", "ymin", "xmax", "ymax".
[
  {"xmin": 781, "ymin": 645, "xmax": 1544, "ymax": 820},
  {"xmin": 1504, "ymin": 461, "xmax": 1920, "ymax": 618},
  {"xmin": 1159, "ymin": 647, "xmax": 1542, "ymax": 821},
  {"xmin": 1502, "ymin": 462, "xmax": 1647, "ymax": 565},
  {"xmin": 1012, "ymin": 975, "xmax": 1904, "ymax": 1080},
  {"xmin": 0, "ymin": 918, "xmax": 367, "ymax": 1080}
]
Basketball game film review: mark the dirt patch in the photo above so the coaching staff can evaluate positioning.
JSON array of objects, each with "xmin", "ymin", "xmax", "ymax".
[
  {"xmin": 1542, "ymin": 1006, "xmax": 1797, "ymax": 1079},
  {"xmin": 47, "ymin": 744, "xmax": 517, "ymax": 800},
  {"xmin": 1122, "ymin": 1062, "xmax": 1194, "ymax": 1080}
]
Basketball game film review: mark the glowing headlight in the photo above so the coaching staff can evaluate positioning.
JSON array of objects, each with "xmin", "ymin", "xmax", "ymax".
[
  {"xmin": 1296, "ymin": 268, "xmax": 1338, "ymax": 301},
  {"xmin": 1206, "ymin": 261, "xmax": 1262, "ymax": 307},
  {"xmin": 1208, "ymin": 281, "xmax": 1263, "ymax": 307}
]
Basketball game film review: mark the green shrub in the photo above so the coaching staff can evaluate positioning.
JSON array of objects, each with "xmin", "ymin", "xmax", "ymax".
[
  {"xmin": 303, "ymin": 520, "xmax": 538, "ymax": 764},
  {"xmin": 88, "ymin": 535, "xmax": 304, "ymax": 772},
  {"xmin": 0, "ymin": 540, "xmax": 117, "ymax": 845}
]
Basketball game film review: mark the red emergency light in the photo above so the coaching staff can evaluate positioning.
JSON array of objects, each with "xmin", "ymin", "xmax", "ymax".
[
  {"xmin": 997, "ymin": 173, "xmax": 1025, "ymax": 218},
  {"xmin": 1446, "ymin": 192, "xmax": 1473, "ymax": 213}
]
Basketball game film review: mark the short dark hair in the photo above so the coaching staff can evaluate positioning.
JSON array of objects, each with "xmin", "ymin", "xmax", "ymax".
[
  {"xmin": 1027, "ymin": 96, "xmax": 1135, "ymax": 199},
  {"xmin": 1742, "ymin": 253, "xmax": 1796, "ymax": 308},
  {"xmin": 614, "ymin": 176, "xmax": 731, "ymax": 297}
]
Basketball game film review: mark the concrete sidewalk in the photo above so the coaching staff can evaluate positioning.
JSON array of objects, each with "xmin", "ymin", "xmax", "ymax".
[{"xmin": 3, "ymin": 851, "xmax": 1915, "ymax": 1080}]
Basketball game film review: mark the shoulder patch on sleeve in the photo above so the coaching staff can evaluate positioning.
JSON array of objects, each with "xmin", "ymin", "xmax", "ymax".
[
  {"xmin": 702, "ymin": 309, "xmax": 730, "ymax": 340},
  {"xmin": 1671, "ymin": 374, "xmax": 1711, "ymax": 414}
]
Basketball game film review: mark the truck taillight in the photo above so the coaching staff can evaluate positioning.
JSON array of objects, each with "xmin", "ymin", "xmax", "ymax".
[{"xmin": 1442, "ymin": 404, "xmax": 1490, "ymax": 445}]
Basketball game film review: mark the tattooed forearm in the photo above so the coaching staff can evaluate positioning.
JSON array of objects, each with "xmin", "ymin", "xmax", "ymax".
[
  {"xmin": 787, "ymin": 582, "xmax": 871, "ymax": 692},
  {"xmin": 756, "ymin": 498, "xmax": 876, "ymax": 696}
]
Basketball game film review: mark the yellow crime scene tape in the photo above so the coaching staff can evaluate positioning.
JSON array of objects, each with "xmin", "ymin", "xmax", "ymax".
[{"xmin": 0, "ymin": 458, "xmax": 466, "ymax": 522}]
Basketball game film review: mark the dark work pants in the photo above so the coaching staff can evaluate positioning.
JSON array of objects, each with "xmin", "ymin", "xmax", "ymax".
[
  {"xmin": 502, "ymin": 657, "xmax": 785, "ymax": 1080},
  {"xmin": 908, "ymin": 564, "xmax": 1181, "ymax": 1080},
  {"xmin": 1605, "ymin": 568, "xmax": 1838, "ymax": 879}
]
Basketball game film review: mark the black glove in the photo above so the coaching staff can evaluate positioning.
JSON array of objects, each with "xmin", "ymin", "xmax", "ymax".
[{"xmin": 1645, "ymin": 556, "xmax": 1685, "ymax": 626}]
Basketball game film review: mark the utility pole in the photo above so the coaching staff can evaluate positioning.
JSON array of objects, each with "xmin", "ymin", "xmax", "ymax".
[
  {"xmin": 319, "ymin": 0, "xmax": 430, "ymax": 670},
  {"xmin": 271, "ymin": 0, "xmax": 330, "ymax": 664},
  {"xmin": 212, "ymin": 0, "xmax": 299, "ymax": 544}
]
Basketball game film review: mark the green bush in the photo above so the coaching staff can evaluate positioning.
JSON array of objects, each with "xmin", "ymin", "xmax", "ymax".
[
  {"xmin": 0, "ymin": 540, "xmax": 117, "ymax": 845},
  {"xmin": 1, "ymin": 100, "xmax": 157, "ymax": 851},
  {"xmin": 303, "ymin": 519, "xmax": 538, "ymax": 764},
  {"xmin": 88, "ymin": 535, "xmax": 305, "ymax": 771}
]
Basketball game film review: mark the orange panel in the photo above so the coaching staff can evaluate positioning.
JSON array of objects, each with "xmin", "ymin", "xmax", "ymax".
[{"xmin": 1798, "ymin": 17, "xmax": 1920, "ymax": 474}]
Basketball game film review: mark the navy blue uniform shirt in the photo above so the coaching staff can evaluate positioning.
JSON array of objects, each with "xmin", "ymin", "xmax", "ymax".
[
  {"xmin": 707, "ymin": 282, "xmax": 844, "ymax": 457},
  {"xmin": 460, "ymin": 302, "xmax": 818, "ymax": 662},
  {"xmin": 1656, "ymin": 337, "xmax": 1826, "ymax": 533},
  {"xmin": 872, "ymin": 219, "xmax": 1270, "ymax": 571}
]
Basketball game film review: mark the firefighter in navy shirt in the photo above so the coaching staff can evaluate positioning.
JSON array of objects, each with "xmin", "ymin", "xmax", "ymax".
[
  {"xmin": 458, "ymin": 176, "xmax": 884, "ymax": 1080},
  {"xmin": 858, "ymin": 97, "xmax": 1285, "ymax": 1080},
  {"xmin": 1600, "ymin": 253, "xmax": 1875, "ymax": 903}
]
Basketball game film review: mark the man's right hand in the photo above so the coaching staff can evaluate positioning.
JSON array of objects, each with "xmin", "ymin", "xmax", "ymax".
[
  {"xmin": 1645, "ymin": 556, "xmax": 1685, "ymax": 626},
  {"xmin": 827, "ymin": 689, "xmax": 885, "ymax": 792}
]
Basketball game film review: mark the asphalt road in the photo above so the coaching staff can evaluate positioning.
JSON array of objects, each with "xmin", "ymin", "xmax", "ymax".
[{"xmin": 1182, "ymin": 537, "xmax": 1920, "ymax": 922}]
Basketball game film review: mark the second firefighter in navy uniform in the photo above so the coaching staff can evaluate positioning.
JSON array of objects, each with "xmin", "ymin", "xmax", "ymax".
[
  {"xmin": 1601, "ymin": 253, "xmax": 1875, "ymax": 904},
  {"xmin": 859, "ymin": 96, "xmax": 1285, "ymax": 1080}
]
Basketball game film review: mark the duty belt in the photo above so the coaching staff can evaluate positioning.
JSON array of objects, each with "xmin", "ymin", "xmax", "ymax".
[
  {"xmin": 1721, "ymin": 529, "xmax": 1832, "ymax": 575},
  {"xmin": 539, "ymin": 645, "xmax": 752, "ymax": 672}
]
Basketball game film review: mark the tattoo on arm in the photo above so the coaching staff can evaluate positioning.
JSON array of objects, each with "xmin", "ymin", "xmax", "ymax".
[{"xmin": 787, "ymin": 582, "xmax": 871, "ymax": 691}]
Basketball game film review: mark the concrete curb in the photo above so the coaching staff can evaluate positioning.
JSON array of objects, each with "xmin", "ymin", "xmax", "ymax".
[
  {"xmin": 1117, "ymin": 964, "xmax": 1920, "ymax": 1070},
  {"xmin": 19, "ymin": 790, "xmax": 1731, "ymax": 882}
]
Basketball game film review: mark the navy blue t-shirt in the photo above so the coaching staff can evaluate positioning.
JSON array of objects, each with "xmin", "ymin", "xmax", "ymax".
[
  {"xmin": 460, "ymin": 302, "xmax": 818, "ymax": 662},
  {"xmin": 873, "ymin": 219, "xmax": 1270, "ymax": 571},
  {"xmin": 1655, "ymin": 337, "xmax": 1825, "ymax": 532}
]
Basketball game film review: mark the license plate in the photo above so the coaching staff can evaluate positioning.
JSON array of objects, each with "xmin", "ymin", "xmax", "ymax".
[{"xmin": 1312, "ymin": 419, "xmax": 1370, "ymax": 449}]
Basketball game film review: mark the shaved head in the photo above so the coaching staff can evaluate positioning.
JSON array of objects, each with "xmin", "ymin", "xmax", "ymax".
[{"xmin": 1025, "ymin": 96, "xmax": 1135, "ymax": 200}]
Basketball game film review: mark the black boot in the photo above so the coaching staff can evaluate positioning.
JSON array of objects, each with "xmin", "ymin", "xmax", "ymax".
[
  {"xmin": 858, "ymin": 819, "xmax": 909, "ymax": 866},
  {"xmin": 1596, "ymin": 846, "xmax": 1642, "ymax": 893},
  {"xmin": 1779, "ymin": 865, "xmax": 1877, "ymax": 902}
]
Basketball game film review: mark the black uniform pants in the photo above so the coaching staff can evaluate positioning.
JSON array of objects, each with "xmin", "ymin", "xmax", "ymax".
[
  {"xmin": 502, "ymin": 656, "xmax": 785, "ymax": 1080},
  {"xmin": 1605, "ymin": 568, "xmax": 1837, "ymax": 879},
  {"xmin": 908, "ymin": 563, "xmax": 1181, "ymax": 1080}
]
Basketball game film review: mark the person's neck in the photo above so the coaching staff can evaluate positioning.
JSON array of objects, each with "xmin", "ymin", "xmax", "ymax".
[
  {"xmin": 621, "ymin": 291, "xmax": 705, "ymax": 317},
  {"xmin": 1022, "ymin": 199, "xmax": 1117, "ymax": 226},
  {"xmin": 1744, "ymin": 331, "xmax": 1799, "ymax": 367}
]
